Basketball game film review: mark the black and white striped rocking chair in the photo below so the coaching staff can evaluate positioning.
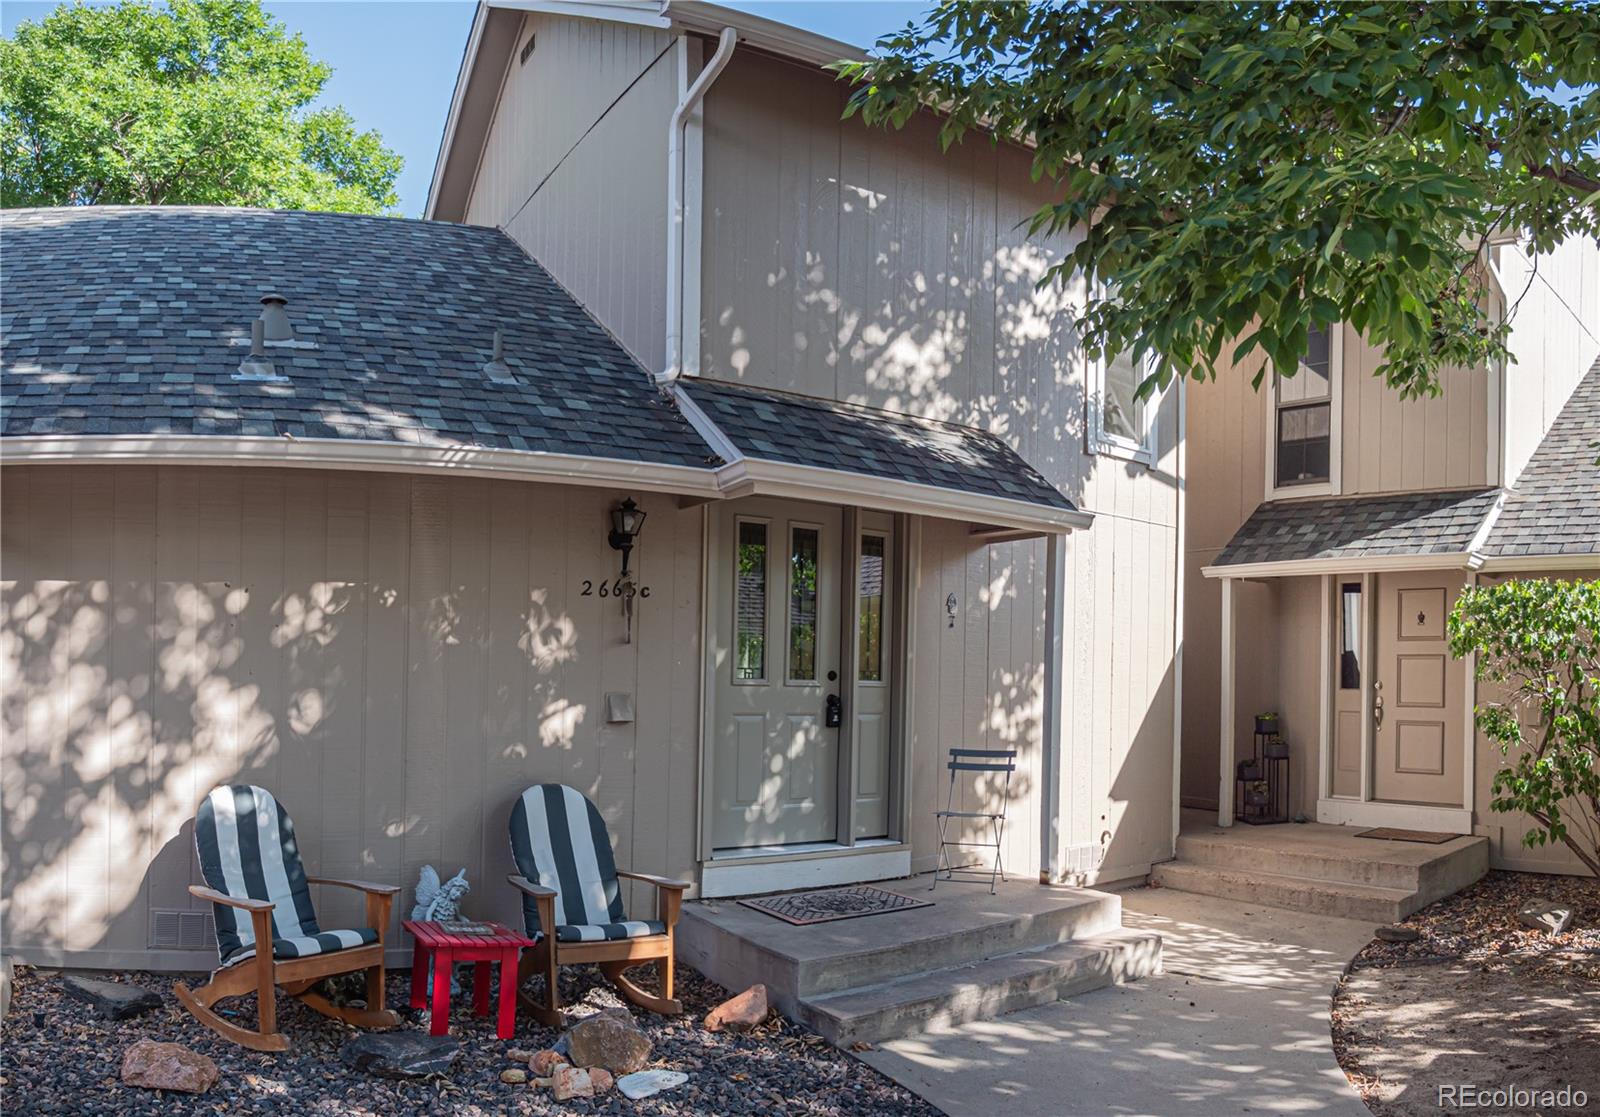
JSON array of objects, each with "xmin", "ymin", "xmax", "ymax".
[
  {"xmin": 507, "ymin": 784, "xmax": 690, "ymax": 1026},
  {"xmin": 174, "ymin": 785, "xmax": 402, "ymax": 1051}
]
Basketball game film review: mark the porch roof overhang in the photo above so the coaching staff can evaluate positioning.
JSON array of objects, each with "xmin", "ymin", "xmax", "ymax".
[
  {"xmin": 674, "ymin": 379, "xmax": 1092, "ymax": 535},
  {"xmin": 1201, "ymin": 488, "xmax": 1503, "ymax": 580}
]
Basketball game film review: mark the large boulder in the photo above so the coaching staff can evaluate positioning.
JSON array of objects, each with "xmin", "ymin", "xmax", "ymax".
[
  {"xmin": 565, "ymin": 1008, "xmax": 652, "ymax": 1075},
  {"xmin": 340, "ymin": 1032, "xmax": 460, "ymax": 1079},
  {"xmin": 62, "ymin": 975, "xmax": 162, "ymax": 1020},
  {"xmin": 120, "ymin": 1040, "xmax": 219, "ymax": 1094}
]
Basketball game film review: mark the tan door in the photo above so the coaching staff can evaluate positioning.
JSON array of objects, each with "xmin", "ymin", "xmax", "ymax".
[
  {"xmin": 712, "ymin": 499, "xmax": 841, "ymax": 849},
  {"xmin": 1371, "ymin": 572, "xmax": 1464, "ymax": 806},
  {"xmin": 1330, "ymin": 579, "xmax": 1363, "ymax": 799}
]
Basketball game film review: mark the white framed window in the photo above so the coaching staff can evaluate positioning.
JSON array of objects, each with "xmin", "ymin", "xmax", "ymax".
[
  {"xmin": 1086, "ymin": 282, "xmax": 1160, "ymax": 464},
  {"xmin": 1265, "ymin": 324, "xmax": 1343, "ymax": 499}
]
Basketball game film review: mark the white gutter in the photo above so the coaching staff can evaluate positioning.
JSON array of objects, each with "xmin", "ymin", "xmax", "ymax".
[
  {"xmin": 1200, "ymin": 553, "xmax": 1477, "ymax": 580},
  {"xmin": 663, "ymin": 25, "xmax": 738, "ymax": 383}
]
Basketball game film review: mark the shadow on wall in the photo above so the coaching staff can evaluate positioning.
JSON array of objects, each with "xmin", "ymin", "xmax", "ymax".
[{"xmin": 0, "ymin": 503, "xmax": 632, "ymax": 962}]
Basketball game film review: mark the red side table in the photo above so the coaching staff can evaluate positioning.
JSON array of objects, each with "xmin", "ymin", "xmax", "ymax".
[{"xmin": 403, "ymin": 919, "xmax": 536, "ymax": 1039}]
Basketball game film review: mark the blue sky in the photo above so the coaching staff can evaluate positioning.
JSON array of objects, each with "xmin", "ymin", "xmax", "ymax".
[{"xmin": 2, "ymin": 1, "xmax": 923, "ymax": 217}]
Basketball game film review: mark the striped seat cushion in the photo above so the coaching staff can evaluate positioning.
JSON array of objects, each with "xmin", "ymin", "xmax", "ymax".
[
  {"xmin": 195, "ymin": 785, "xmax": 327, "ymax": 964},
  {"xmin": 510, "ymin": 784, "xmax": 637, "ymax": 941},
  {"xmin": 555, "ymin": 920, "xmax": 666, "ymax": 943},
  {"xmin": 225, "ymin": 927, "xmax": 380, "ymax": 967}
]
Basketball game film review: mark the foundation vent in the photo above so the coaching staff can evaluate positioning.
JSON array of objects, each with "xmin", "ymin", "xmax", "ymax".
[{"xmin": 149, "ymin": 909, "xmax": 217, "ymax": 951}]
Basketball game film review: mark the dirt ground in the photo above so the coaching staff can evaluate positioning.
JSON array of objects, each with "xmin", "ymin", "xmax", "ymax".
[{"xmin": 1331, "ymin": 871, "xmax": 1600, "ymax": 1117}]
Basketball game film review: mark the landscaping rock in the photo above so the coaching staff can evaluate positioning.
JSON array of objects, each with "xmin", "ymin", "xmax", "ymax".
[
  {"xmin": 704, "ymin": 983, "xmax": 768, "ymax": 1032},
  {"xmin": 565, "ymin": 1008, "xmax": 652, "ymax": 1074},
  {"xmin": 506, "ymin": 1047, "xmax": 534, "ymax": 1062},
  {"xmin": 499, "ymin": 1067, "xmax": 528, "ymax": 1084},
  {"xmin": 61, "ymin": 975, "xmax": 162, "ymax": 1020},
  {"xmin": 1375, "ymin": 925, "xmax": 1421, "ymax": 943},
  {"xmin": 120, "ymin": 1039, "xmax": 219, "ymax": 1094},
  {"xmin": 618, "ymin": 1068, "xmax": 689, "ymax": 1100},
  {"xmin": 550, "ymin": 1063, "xmax": 595, "ymax": 1101},
  {"xmin": 530, "ymin": 1047, "xmax": 568, "ymax": 1076},
  {"xmin": 1518, "ymin": 903, "xmax": 1574, "ymax": 936},
  {"xmin": 590, "ymin": 1067, "xmax": 614, "ymax": 1093},
  {"xmin": 340, "ymin": 1032, "xmax": 460, "ymax": 1079}
]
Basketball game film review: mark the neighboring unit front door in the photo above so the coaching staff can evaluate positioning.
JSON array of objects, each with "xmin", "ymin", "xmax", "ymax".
[
  {"xmin": 711, "ymin": 500, "xmax": 842, "ymax": 849},
  {"xmin": 1371, "ymin": 572, "xmax": 1464, "ymax": 807}
]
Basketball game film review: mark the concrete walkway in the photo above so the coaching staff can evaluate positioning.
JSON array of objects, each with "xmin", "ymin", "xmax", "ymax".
[{"xmin": 858, "ymin": 887, "xmax": 1374, "ymax": 1117}]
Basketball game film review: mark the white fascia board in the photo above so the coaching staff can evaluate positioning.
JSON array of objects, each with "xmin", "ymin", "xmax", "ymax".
[
  {"xmin": 2, "ymin": 435, "xmax": 722, "ymax": 497},
  {"xmin": 1475, "ymin": 552, "xmax": 1600, "ymax": 573},
  {"xmin": 661, "ymin": 0, "xmax": 864, "ymax": 66},
  {"xmin": 425, "ymin": 1, "xmax": 491, "ymax": 222},
  {"xmin": 1200, "ymin": 552, "xmax": 1476, "ymax": 579},
  {"xmin": 493, "ymin": 0, "xmax": 668, "ymax": 28},
  {"xmin": 714, "ymin": 458, "xmax": 1093, "ymax": 535}
]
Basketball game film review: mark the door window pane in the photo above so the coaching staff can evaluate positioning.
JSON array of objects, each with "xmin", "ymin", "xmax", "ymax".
[
  {"xmin": 858, "ymin": 535, "xmax": 885, "ymax": 682},
  {"xmin": 1340, "ymin": 582, "xmax": 1361, "ymax": 690},
  {"xmin": 735, "ymin": 522, "xmax": 766, "ymax": 681},
  {"xmin": 1276, "ymin": 401, "xmax": 1331, "ymax": 486},
  {"xmin": 787, "ymin": 527, "xmax": 819, "ymax": 682}
]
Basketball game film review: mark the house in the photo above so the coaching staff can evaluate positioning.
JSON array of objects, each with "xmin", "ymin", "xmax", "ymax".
[
  {"xmin": 1172, "ymin": 231, "xmax": 1600, "ymax": 884},
  {"xmin": 0, "ymin": 0, "xmax": 1182, "ymax": 991}
]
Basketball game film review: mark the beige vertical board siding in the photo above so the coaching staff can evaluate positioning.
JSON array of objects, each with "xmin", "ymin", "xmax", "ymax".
[
  {"xmin": 0, "ymin": 466, "xmax": 708, "ymax": 967},
  {"xmin": 463, "ymin": 12, "xmax": 676, "ymax": 373},
  {"xmin": 1500, "ymin": 237, "xmax": 1600, "ymax": 486},
  {"xmin": 1273, "ymin": 577, "xmax": 1326, "ymax": 819}
]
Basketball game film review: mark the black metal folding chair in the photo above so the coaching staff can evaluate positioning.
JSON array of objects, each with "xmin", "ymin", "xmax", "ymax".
[{"xmin": 931, "ymin": 748, "xmax": 1017, "ymax": 894}]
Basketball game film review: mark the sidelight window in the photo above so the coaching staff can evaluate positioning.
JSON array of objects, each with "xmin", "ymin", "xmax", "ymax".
[{"xmin": 857, "ymin": 534, "xmax": 885, "ymax": 683}]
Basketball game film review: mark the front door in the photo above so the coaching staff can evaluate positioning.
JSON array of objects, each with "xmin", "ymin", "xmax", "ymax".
[
  {"xmin": 1371, "ymin": 572, "xmax": 1464, "ymax": 806},
  {"xmin": 712, "ymin": 500, "xmax": 842, "ymax": 849}
]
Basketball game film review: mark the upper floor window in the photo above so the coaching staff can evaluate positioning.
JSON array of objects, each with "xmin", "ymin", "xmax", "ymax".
[
  {"xmin": 1087, "ymin": 282, "xmax": 1158, "ymax": 463},
  {"xmin": 1271, "ymin": 324, "xmax": 1339, "ymax": 492}
]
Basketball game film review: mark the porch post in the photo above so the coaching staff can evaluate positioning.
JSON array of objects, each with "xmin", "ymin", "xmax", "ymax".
[
  {"xmin": 1218, "ymin": 576, "xmax": 1236, "ymax": 827},
  {"xmin": 1041, "ymin": 532, "xmax": 1067, "ymax": 881}
]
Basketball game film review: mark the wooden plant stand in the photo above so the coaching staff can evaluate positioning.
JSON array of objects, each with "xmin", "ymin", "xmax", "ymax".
[{"xmin": 404, "ymin": 920, "xmax": 535, "ymax": 1040}]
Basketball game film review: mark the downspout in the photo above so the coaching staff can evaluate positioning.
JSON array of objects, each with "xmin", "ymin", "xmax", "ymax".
[{"xmin": 662, "ymin": 26, "xmax": 738, "ymax": 383}]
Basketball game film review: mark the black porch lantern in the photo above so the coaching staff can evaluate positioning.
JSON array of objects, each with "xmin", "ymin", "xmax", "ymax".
[{"xmin": 608, "ymin": 497, "xmax": 646, "ymax": 578}]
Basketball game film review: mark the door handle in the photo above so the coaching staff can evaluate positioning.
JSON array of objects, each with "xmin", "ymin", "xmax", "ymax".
[
  {"xmin": 1373, "ymin": 692, "xmax": 1384, "ymax": 727},
  {"xmin": 825, "ymin": 693, "xmax": 842, "ymax": 728}
]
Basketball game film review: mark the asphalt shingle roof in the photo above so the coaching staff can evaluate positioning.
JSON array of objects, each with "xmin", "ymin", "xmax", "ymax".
[
  {"xmin": 682, "ymin": 378, "xmax": 1077, "ymax": 512},
  {"xmin": 0, "ymin": 206, "xmax": 715, "ymax": 466},
  {"xmin": 1211, "ymin": 488, "xmax": 1501, "ymax": 568},
  {"xmin": 1483, "ymin": 357, "xmax": 1600, "ymax": 558}
]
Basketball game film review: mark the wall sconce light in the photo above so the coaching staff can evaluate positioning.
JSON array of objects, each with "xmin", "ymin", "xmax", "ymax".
[
  {"xmin": 945, "ymin": 592, "xmax": 958, "ymax": 629},
  {"xmin": 608, "ymin": 497, "xmax": 647, "ymax": 578}
]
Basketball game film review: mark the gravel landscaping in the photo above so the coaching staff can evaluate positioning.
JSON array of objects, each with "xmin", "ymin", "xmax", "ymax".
[
  {"xmin": 0, "ymin": 963, "xmax": 939, "ymax": 1116},
  {"xmin": 1332, "ymin": 870, "xmax": 1600, "ymax": 1117}
]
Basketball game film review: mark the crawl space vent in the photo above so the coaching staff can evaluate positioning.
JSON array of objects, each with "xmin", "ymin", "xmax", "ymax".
[{"xmin": 149, "ymin": 909, "xmax": 217, "ymax": 950}]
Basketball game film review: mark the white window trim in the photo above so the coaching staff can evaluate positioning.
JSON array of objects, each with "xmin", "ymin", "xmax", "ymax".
[
  {"xmin": 1087, "ymin": 342, "xmax": 1161, "ymax": 465},
  {"xmin": 1264, "ymin": 324, "xmax": 1343, "ymax": 500}
]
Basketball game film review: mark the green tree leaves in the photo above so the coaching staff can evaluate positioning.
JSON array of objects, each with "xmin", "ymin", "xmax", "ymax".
[
  {"xmin": 836, "ymin": 2, "xmax": 1600, "ymax": 399},
  {"xmin": 1, "ymin": 0, "xmax": 401, "ymax": 213},
  {"xmin": 1449, "ymin": 579, "xmax": 1600, "ymax": 877}
]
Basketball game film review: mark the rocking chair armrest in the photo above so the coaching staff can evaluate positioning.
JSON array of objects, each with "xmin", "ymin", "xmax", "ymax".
[
  {"xmin": 507, "ymin": 873, "xmax": 558, "ymax": 898},
  {"xmin": 615, "ymin": 870, "xmax": 691, "ymax": 892},
  {"xmin": 305, "ymin": 876, "xmax": 402, "ymax": 896},
  {"xmin": 188, "ymin": 884, "xmax": 274, "ymax": 913}
]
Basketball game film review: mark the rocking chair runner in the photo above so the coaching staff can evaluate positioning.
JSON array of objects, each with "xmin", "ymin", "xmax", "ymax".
[
  {"xmin": 507, "ymin": 784, "xmax": 689, "ymax": 1026},
  {"xmin": 174, "ymin": 785, "xmax": 402, "ymax": 1052}
]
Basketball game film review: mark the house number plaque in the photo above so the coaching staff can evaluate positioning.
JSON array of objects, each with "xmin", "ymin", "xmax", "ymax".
[{"xmin": 581, "ymin": 579, "xmax": 650, "ymax": 599}]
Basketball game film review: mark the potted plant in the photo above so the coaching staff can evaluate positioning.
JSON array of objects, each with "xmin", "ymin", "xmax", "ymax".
[
  {"xmin": 1254, "ymin": 711, "xmax": 1280, "ymax": 735},
  {"xmin": 1264, "ymin": 734, "xmax": 1289, "ymax": 759},
  {"xmin": 1237, "ymin": 757, "xmax": 1262, "ymax": 782}
]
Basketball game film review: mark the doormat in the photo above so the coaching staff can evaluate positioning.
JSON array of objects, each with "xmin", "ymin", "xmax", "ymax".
[
  {"xmin": 1355, "ymin": 827, "xmax": 1456, "ymax": 844},
  {"xmin": 739, "ymin": 886, "xmax": 933, "ymax": 926}
]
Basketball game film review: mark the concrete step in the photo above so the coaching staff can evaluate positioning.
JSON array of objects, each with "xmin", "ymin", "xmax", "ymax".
[
  {"xmin": 1150, "ymin": 861, "xmax": 1416, "ymax": 922},
  {"xmin": 679, "ymin": 885, "xmax": 1124, "ymax": 1002},
  {"xmin": 1175, "ymin": 830, "xmax": 1428, "ymax": 890},
  {"xmin": 797, "ymin": 929, "xmax": 1162, "ymax": 1047}
]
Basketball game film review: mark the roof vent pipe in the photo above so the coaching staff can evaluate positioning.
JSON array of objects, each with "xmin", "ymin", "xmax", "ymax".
[
  {"xmin": 259, "ymin": 293, "xmax": 293, "ymax": 341},
  {"xmin": 234, "ymin": 318, "xmax": 285, "ymax": 381},
  {"xmin": 662, "ymin": 26, "xmax": 738, "ymax": 384},
  {"xmin": 483, "ymin": 328, "xmax": 516, "ymax": 383}
]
